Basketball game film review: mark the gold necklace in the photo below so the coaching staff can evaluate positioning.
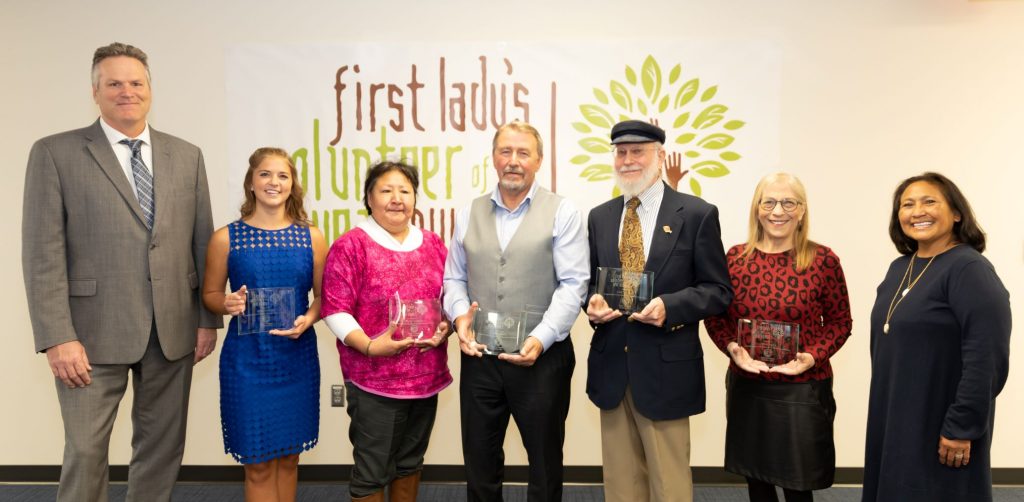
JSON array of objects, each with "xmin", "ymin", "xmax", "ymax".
[{"xmin": 883, "ymin": 253, "xmax": 937, "ymax": 334}]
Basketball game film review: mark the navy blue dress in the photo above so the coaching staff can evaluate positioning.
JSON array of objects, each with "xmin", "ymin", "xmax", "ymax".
[
  {"xmin": 219, "ymin": 221, "xmax": 320, "ymax": 464},
  {"xmin": 863, "ymin": 245, "xmax": 1011, "ymax": 501}
]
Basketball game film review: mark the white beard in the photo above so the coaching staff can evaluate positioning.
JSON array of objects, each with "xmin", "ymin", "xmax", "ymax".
[{"xmin": 615, "ymin": 160, "xmax": 662, "ymax": 198}]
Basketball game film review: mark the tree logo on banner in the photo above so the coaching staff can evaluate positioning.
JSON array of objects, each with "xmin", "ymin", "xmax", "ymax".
[{"xmin": 571, "ymin": 55, "xmax": 745, "ymax": 196}]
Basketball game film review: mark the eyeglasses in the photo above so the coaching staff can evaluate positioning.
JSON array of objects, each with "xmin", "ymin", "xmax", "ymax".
[
  {"xmin": 759, "ymin": 198, "xmax": 802, "ymax": 212},
  {"xmin": 613, "ymin": 146, "xmax": 660, "ymax": 159}
]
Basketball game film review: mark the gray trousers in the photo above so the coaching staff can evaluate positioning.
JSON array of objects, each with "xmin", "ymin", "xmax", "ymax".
[{"xmin": 54, "ymin": 330, "xmax": 193, "ymax": 502}]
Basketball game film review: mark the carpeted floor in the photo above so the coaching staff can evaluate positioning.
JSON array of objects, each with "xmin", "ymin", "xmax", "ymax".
[{"xmin": 2, "ymin": 484, "xmax": 1023, "ymax": 501}]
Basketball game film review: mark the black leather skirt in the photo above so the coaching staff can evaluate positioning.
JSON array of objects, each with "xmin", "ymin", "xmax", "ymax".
[{"xmin": 724, "ymin": 373, "xmax": 837, "ymax": 491}]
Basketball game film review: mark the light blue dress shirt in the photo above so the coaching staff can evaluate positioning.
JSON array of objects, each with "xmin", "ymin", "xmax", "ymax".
[{"xmin": 443, "ymin": 183, "xmax": 589, "ymax": 351}]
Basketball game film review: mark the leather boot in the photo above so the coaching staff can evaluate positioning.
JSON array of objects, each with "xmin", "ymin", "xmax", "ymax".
[
  {"xmin": 388, "ymin": 471, "xmax": 422, "ymax": 502},
  {"xmin": 351, "ymin": 490, "xmax": 385, "ymax": 502}
]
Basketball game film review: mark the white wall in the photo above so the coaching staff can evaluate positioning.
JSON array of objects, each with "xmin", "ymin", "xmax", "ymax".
[{"xmin": 2, "ymin": 0, "xmax": 1021, "ymax": 469}]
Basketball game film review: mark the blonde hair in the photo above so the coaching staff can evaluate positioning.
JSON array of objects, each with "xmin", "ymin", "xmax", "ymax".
[
  {"xmin": 741, "ymin": 172, "xmax": 817, "ymax": 271},
  {"xmin": 491, "ymin": 121, "xmax": 544, "ymax": 158}
]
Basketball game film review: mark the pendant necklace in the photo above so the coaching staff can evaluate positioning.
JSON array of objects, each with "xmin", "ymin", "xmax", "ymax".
[{"xmin": 883, "ymin": 252, "xmax": 938, "ymax": 334}]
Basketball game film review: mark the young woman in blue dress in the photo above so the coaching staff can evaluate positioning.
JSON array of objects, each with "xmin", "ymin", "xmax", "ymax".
[{"xmin": 203, "ymin": 147, "xmax": 328, "ymax": 502}]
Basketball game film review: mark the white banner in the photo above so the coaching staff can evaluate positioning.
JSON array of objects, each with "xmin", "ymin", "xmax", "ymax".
[{"xmin": 226, "ymin": 42, "xmax": 781, "ymax": 244}]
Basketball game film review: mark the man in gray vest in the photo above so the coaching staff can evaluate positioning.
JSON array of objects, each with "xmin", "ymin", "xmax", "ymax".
[{"xmin": 443, "ymin": 121, "xmax": 589, "ymax": 502}]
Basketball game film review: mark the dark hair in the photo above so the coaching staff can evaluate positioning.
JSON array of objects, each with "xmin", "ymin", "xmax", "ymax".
[
  {"xmin": 92, "ymin": 42, "xmax": 150, "ymax": 87},
  {"xmin": 888, "ymin": 172, "xmax": 985, "ymax": 255},
  {"xmin": 240, "ymin": 147, "xmax": 310, "ymax": 225},
  {"xmin": 363, "ymin": 160, "xmax": 420, "ymax": 215}
]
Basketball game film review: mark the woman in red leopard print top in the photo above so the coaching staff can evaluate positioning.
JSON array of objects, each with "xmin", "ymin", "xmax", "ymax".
[{"xmin": 705, "ymin": 172, "xmax": 852, "ymax": 502}]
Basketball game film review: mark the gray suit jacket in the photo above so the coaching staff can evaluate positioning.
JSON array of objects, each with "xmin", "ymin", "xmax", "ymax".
[{"xmin": 22, "ymin": 119, "xmax": 221, "ymax": 364}]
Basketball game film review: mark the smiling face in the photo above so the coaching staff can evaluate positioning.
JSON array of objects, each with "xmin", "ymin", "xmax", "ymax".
[
  {"xmin": 492, "ymin": 130, "xmax": 541, "ymax": 196},
  {"xmin": 367, "ymin": 169, "xmax": 416, "ymax": 235},
  {"xmin": 613, "ymin": 142, "xmax": 665, "ymax": 197},
  {"xmin": 249, "ymin": 155, "xmax": 293, "ymax": 210},
  {"xmin": 92, "ymin": 56, "xmax": 151, "ymax": 137},
  {"xmin": 898, "ymin": 180, "xmax": 960, "ymax": 256},
  {"xmin": 756, "ymin": 180, "xmax": 805, "ymax": 250}
]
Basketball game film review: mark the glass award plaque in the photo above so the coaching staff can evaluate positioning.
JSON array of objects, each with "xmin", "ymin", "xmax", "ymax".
[
  {"xmin": 596, "ymin": 267, "xmax": 655, "ymax": 313},
  {"xmin": 522, "ymin": 305, "xmax": 547, "ymax": 335},
  {"xmin": 472, "ymin": 310, "xmax": 525, "ymax": 355},
  {"xmin": 238, "ymin": 287, "xmax": 296, "ymax": 335},
  {"xmin": 388, "ymin": 293, "xmax": 443, "ymax": 341},
  {"xmin": 736, "ymin": 319, "xmax": 800, "ymax": 366}
]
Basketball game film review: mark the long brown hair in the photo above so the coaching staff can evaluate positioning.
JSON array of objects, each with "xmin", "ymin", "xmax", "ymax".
[
  {"xmin": 240, "ymin": 147, "xmax": 310, "ymax": 225},
  {"xmin": 741, "ymin": 172, "xmax": 817, "ymax": 271}
]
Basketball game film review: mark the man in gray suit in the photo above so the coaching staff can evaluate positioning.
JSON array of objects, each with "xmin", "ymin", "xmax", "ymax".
[{"xmin": 21, "ymin": 42, "xmax": 221, "ymax": 502}]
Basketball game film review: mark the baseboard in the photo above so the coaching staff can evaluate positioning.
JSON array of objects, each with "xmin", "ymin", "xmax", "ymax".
[{"xmin": 2, "ymin": 465, "xmax": 1022, "ymax": 485}]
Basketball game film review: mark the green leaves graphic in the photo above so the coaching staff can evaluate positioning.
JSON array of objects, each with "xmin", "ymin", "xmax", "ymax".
[
  {"xmin": 610, "ymin": 81, "xmax": 632, "ymax": 111},
  {"xmin": 675, "ymin": 79, "xmax": 699, "ymax": 109},
  {"xmin": 574, "ymin": 55, "xmax": 747, "ymax": 195},
  {"xmin": 580, "ymin": 104, "xmax": 613, "ymax": 129},
  {"xmin": 697, "ymin": 133, "xmax": 734, "ymax": 149},
  {"xmin": 693, "ymin": 104, "xmax": 728, "ymax": 129},
  {"xmin": 580, "ymin": 137, "xmax": 613, "ymax": 154},
  {"xmin": 641, "ymin": 55, "xmax": 662, "ymax": 102}
]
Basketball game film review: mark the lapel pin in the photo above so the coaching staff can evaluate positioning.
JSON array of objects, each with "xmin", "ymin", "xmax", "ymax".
[{"xmin": 662, "ymin": 225, "xmax": 672, "ymax": 234}]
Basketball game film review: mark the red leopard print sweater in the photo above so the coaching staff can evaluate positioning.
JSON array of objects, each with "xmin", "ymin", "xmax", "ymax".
[{"xmin": 705, "ymin": 244, "xmax": 853, "ymax": 382}]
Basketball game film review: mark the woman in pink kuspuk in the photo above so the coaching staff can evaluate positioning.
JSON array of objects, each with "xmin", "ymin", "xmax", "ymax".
[{"xmin": 320, "ymin": 160, "xmax": 452, "ymax": 502}]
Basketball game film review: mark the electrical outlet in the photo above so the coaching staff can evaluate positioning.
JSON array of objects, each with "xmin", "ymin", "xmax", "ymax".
[{"xmin": 331, "ymin": 384, "xmax": 345, "ymax": 407}]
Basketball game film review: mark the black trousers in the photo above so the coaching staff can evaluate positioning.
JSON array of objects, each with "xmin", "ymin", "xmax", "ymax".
[
  {"xmin": 345, "ymin": 384, "xmax": 439, "ymax": 498},
  {"xmin": 746, "ymin": 477, "xmax": 813, "ymax": 502},
  {"xmin": 460, "ymin": 338, "xmax": 575, "ymax": 502}
]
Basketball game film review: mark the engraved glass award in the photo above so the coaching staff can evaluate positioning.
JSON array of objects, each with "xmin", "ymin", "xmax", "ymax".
[
  {"xmin": 596, "ymin": 267, "xmax": 655, "ymax": 313},
  {"xmin": 238, "ymin": 287, "xmax": 296, "ymax": 335},
  {"xmin": 736, "ymin": 319, "xmax": 801, "ymax": 366},
  {"xmin": 472, "ymin": 310, "xmax": 525, "ymax": 355},
  {"xmin": 388, "ymin": 293, "xmax": 443, "ymax": 341}
]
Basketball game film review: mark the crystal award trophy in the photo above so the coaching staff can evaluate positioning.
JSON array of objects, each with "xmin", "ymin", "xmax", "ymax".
[
  {"xmin": 596, "ymin": 267, "xmax": 655, "ymax": 313},
  {"xmin": 472, "ymin": 310, "xmax": 525, "ymax": 355},
  {"xmin": 238, "ymin": 287, "xmax": 296, "ymax": 335},
  {"xmin": 736, "ymin": 319, "xmax": 801, "ymax": 366},
  {"xmin": 388, "ymin": 293, "xmax": 443, "ymax": 341}
]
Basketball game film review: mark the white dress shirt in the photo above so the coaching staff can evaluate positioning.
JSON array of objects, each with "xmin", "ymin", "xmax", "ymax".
[{"xmin": 98, "ymin": 118, "xmax": 153, "ymax": 198}]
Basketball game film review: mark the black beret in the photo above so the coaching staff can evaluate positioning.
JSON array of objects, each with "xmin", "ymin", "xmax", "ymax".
[{"xmin": 610, "ymin": 120, "xmax": 666, "ymax": 145}]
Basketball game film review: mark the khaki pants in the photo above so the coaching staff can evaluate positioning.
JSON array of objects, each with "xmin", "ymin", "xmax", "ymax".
[{"xmin": 600, "ymin": 387, "xmax": 693, "ymax": 502}]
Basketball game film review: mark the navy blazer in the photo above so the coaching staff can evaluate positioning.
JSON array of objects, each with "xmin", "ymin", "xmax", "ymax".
[{"xmin": 585, "ymin": 183, "xmax": 732, "ymax": 420}]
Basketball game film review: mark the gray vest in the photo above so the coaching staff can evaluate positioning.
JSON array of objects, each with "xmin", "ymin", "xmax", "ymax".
[{"xmin": 465, "ymin": 186, "xmax": 560, "ymax": 332}]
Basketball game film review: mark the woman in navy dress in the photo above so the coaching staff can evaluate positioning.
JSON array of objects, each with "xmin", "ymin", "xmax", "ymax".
[
  {"xmin": 862, "ymin": 172, "xmax": 1011, "ymax": 502},
  {"xmin": 203, "ymin": 147, "xmax": 328, "ymax": 502}
]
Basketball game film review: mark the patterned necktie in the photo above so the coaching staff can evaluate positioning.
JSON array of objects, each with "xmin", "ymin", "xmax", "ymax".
[
  {"xmin": 619, "ymin": 197, "xmax": 644, "ymax": 310},
  {"xmin": 120, "ymin": 139, "xmax": 155, "ymax": 230}
]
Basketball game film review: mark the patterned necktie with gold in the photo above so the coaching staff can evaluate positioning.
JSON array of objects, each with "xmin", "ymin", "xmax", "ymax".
[{"xmin": 619, "ymin": 197, "xmax": 644, "ymax": 310}]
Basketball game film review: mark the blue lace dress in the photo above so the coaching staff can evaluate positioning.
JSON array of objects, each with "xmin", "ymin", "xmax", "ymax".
[{"xmin": 219, "ymin": 221, "xmax": 320, "ymax": 464}]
